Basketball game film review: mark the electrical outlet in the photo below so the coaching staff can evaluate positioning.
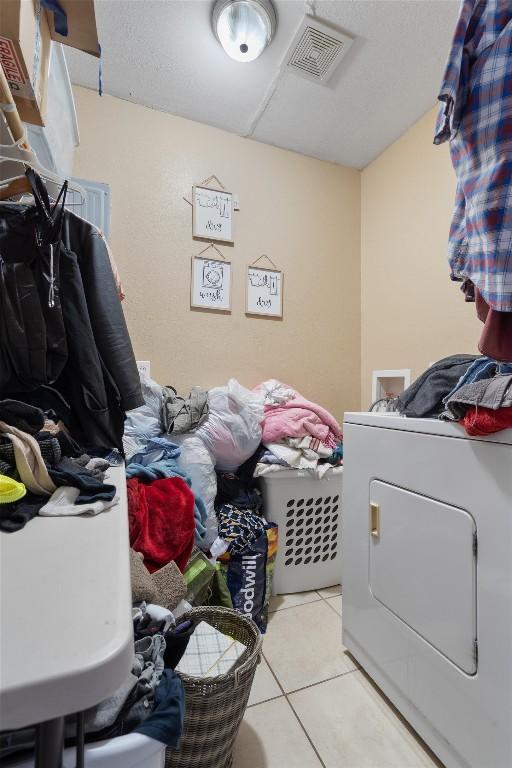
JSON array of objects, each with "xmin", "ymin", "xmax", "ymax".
[{"xmin": 137, "ymin": 360, "xmax": 151, "ymax": 378}]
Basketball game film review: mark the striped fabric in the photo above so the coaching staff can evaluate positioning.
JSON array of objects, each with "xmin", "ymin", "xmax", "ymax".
[{"xmin": 435, "ymin": 0, "xmax": 512, "ymax": 311}]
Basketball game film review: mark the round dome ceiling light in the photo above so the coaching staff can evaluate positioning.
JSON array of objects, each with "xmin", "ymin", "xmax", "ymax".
[{"xmin": 212, "ymin": 0, "xmax": 277, "ymax": 63}]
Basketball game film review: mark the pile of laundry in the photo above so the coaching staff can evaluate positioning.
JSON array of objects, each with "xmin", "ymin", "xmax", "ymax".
[
  {"xmin": 391, "ymin": 355, "xmax": 480, "ymax": 418},
  {"xmin": 127, "ymin": 438, "xmax": 207, "ymax": 572},
  {"xmin": 82, "ymin": 603, "xmax": 185, "ymax": 747},
  {"xmin": 252, "ymin": 380, "xmax": 343, "ymax": 478},
  {"xmin": 391, "ymin": 355, "xmax": 512, "ymax": 437},
  {"xmin": 0, "ymin": 600, "xmax": 187, "ymax": 760},
  {"xmin": 123, "ymin": 375, "xmax": 275, "ymax": 630},
  {"xmin": 0, "ymin": 398, "xmax": 120, "ymax": 534},
  {"xmin": 441, "ymin": 357, "xmax": 512, "ymax": 436},
  {"xmin": 123, "ymin": 374, "xmax": 346, "ymax": 632},
  {"xmin": 123, "ymin": 375, "xmax": 264, "ymax": 559}
]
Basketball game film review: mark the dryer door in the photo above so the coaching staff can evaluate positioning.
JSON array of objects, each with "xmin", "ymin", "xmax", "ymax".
[{"xmin": 369, "ymin": 480, "xmax": 477, "ymax": 674}]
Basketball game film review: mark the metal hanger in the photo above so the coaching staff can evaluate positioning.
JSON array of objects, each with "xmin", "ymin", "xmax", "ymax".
[{"xmin": 0, "ymin": 131, "xmax": 86, "ymax": 205}]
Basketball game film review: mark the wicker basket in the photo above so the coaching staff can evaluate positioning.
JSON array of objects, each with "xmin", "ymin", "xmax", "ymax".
[{"xmin": 165, "ymin": 606, "xmax": 263, "ymax": 768}]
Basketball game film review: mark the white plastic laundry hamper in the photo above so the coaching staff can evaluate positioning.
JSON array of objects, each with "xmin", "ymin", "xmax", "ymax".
[
  {"xmin": 260, "ymin": 467, "xmax": 342, "ymax": 594},
  {"xmin": 9, "ymin": 734, "xmax": 165, "ymax": 768}
]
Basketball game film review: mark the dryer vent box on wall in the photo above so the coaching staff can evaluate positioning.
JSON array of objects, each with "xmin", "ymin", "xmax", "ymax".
[
  {"xmin": 372, "ymin": 369, "xmax": 411, "ymax": 405},
  {"xmin": 286, "ymin": 15, "xmax": 354, "ymax": 84}
]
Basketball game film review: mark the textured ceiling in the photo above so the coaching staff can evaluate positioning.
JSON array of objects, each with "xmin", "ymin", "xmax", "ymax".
[{"xmin": 66, "ymin": 0, "xmax": 459, "ymax": 168}]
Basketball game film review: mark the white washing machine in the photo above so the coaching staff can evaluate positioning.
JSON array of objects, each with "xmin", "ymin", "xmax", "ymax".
[{"xmin": 342, "ymin": 412, "xmax": 512, "ymax": 768}]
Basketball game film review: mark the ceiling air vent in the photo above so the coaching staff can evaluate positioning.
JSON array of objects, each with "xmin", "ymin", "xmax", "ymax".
[{"xmin": 286, "ymin": 15, "xmax": 354, "ymax": 84}]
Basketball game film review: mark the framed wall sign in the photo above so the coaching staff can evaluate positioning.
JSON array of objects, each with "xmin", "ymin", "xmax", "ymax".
[
  {"xmin": 246, "ymin": 266, "xmax": 283, "ymax": 317},
  {"xmin": 191, "ymin": 256, "xmax": 232, "ymax": 312},
  {"xmin": 192, "ymin": 185, "xmax": 234, "ymax": 244}
]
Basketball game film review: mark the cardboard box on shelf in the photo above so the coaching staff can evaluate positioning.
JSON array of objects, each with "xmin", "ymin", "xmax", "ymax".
[
  {"xmin": 0, "ymin": 0, "xmax": 99, "ymax": 126},
  {"xmin": 0, "ymin": 1, "xmax": 51, "ymax": 126},
  {"xmin": 47, "ymin": 0, "xmax": 100, "ymax": 58}
]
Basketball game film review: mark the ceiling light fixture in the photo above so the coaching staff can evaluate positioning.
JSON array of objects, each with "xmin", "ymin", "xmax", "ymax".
[{"xmin": 212, "ymin": 0, "xmax": 277, "ymax": 63}]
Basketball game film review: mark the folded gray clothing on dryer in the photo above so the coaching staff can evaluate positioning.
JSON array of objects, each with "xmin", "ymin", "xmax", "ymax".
[
  {"xmin": 441, "ymin": 374, "xmax": 512, "ymax": 421},
  {"xmin": 393, "ymin": 354, "xmax": 479, "ymax": 418}
]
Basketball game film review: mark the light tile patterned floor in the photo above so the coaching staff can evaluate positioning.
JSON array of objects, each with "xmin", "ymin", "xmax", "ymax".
[{"xmin": 233, "ymin": 586, "xmax": 444, "ymax": 768}]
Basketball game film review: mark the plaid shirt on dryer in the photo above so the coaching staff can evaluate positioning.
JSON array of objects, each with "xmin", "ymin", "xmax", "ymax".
[{"xmin": 435, "ymin": 0, "xmax": 512, "ymax": 311}]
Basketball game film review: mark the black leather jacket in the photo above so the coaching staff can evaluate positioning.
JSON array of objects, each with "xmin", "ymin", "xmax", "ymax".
[{"xmin": 0, "ymin": 202, "xmax": 142, "ymax": 450}]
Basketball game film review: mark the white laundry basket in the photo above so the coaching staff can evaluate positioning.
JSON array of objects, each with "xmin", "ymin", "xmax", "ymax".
[
  {"xmin": 260, "ymin": 467, "xmax": 342, "ymax": 594},
  {"xmin": 7, "ymin": 734, "xmax": 164, "ymax": 768}
]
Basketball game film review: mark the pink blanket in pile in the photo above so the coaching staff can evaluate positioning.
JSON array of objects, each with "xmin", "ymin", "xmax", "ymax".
[{"xmin": 255, "ymin": 383, "xmax": 343, "ymax": 447}]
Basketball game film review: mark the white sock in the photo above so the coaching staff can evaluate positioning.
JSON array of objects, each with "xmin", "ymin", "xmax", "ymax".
[{"xmin": 39, "ymin": 486, "xmax": 119, "ymax": 517}]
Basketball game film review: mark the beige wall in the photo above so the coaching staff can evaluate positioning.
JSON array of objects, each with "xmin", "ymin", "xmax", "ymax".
[
  {"xmin": 72, "ymin": 87, "xmax": 361, "ymax": 420},
  {"xmin": 73, "ymin": 89, "xmax": 476, "ymax": 416},
  {"xmin": 360, "ymin": 107, "xmax": 481, "ymax": 408}
]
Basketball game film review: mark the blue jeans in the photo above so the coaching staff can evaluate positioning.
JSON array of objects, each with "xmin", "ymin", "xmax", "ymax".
[{"xmin": 443, "ymin": 357, "xmax": 512, "ymax": 403}]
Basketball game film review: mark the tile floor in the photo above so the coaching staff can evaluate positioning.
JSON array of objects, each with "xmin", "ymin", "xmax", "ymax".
[{"xmin": 233, "ymin": 585, "xmax": 444, "ymax": 768}]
